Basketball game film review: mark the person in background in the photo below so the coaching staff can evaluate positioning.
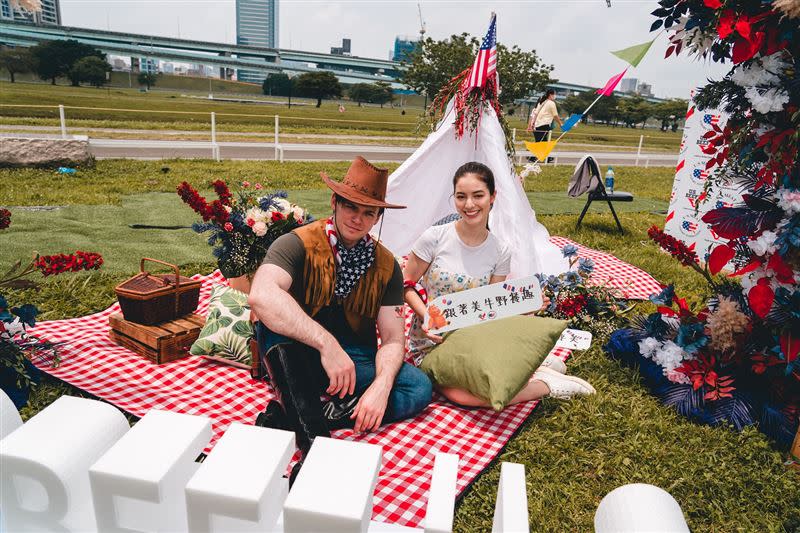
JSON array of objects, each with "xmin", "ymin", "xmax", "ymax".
[{"xmin": 527, "ymin": 89, "xmax": 564, "ymax": 142}]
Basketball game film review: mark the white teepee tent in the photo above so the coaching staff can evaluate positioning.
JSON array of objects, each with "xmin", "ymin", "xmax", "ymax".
[{"xmin": 380, "ymin": 103, "xmax": 568, "ymax": 277}]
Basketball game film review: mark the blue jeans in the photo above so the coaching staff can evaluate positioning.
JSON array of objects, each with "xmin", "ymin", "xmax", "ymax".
[{"xmin": 256, "ymin": 323, "xmax": 432, "ymax": 423}]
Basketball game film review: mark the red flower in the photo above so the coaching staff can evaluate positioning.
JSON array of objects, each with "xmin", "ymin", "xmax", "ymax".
[
  {"xmin": 242, "ymin": 181, "xmax": 251, "ymax": 188},
  {"xmin": 34, "ymin": 251, "xmax": 103, "ymax": 277},
  {"xmin": 246, "ymin": 218, "xmax": 255, "ymax": 227},
  {"xmin": 556, "ymin": 294, "xmax": 588, "ymax": 318},
  {"xmin": 271, "ymin": 211, "xmax": 285, "ymax": 222},
  {"xmin": 703, "ymin": 0, "xmax": 722, "ymax": 8},
  {"xmin": 0, "ymin": 208, "xmax": 10, "ymax": 230},
  {"xmin": 648, "ymin": 226, "xmax": 699, "ymax": 267},
  {"xmin": 211, "ymin": 180, "xmax": 233, "ymax": 207},
  {"xmin": 224, "ymin": 222, "xmax": 233, "ymax": 232},
  {"xmin": 177, "ymin": 182, "xmax": 213, "ymax": 221}
]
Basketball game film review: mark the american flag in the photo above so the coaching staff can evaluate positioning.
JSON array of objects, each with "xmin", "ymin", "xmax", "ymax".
[
  {"xmin": 465, "ymin": 14, "xmax": 497, "ymax": 89},
  {"xmin": 692, "ymin": 168, "xmax": 710, "ymax": 180},
  {"xmin": 682, "ymin": 220, "xmax": 698, "ymax": 232},
  {"xmin": 703, "ymin": 113, "xmax": 720, "ymax": 125}
]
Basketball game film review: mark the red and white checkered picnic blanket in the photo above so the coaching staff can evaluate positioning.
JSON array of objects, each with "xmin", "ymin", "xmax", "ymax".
[
  {"xmin": 28, "ymin": 239, "xmax": 660, "ymax": 529},
  {"xmin": 550, "ymin": 236, "xmax": 661, "ymax": 300}
]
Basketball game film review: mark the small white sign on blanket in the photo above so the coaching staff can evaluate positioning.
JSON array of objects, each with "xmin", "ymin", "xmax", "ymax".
[
  {"xmin": 423, "ymin": 276, "xmax": 543, "ymax": 334},
  {"xmin": 555, "ymin": 329, "xmax": 593, "ymax": 350}
]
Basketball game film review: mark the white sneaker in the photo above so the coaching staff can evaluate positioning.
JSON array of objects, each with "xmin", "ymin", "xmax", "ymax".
[
  {"xmin": 533, "ymin": 366, "xmax": 596, "ymax": 399},
  {"xmin": 539, "ymin": 354, "xmax": 567, "ymax": 374}
]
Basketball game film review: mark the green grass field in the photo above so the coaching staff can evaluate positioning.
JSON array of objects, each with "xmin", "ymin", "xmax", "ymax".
[
  {"xmin": 2, "ymin": 160, "xmax": 798, "ymax": 531},
  {"xmin": 0, "ymin": 81, "xmax": 682, "ymax": 151}
]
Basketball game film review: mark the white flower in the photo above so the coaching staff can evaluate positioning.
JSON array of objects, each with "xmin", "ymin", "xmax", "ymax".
[
  {"xmin": 223, "ymin": 205, "xmax": 232, "ymax": 213},
  {"xmin": 251, "ymin": 220, "xmax": 267, "ymax": 237},
  {"xmin": 744, "ymin": 86, "xmax": 790, "ymax": 114},
  {"xmin": 653, "ymin": 340, "xmax": 691, "ymax": 374},
  {"xmin": 520, "ymin": 162, "xmax": 542, "ymax": 178},
  {"xmin": 747, "ymin": 230, "xmax": 778, "ymax": 256},
  {"xmin": 291, "ymin": 205, "xmax": 306, "ymax": 221},
  {"xmin": 245, "ymin": 207, "xmax": 268, "ymax": 224},
  {"xmin": 777, "ymin": 188, "xmax": 800, "ymax": 215},
  {"xmin": 730, "ymin": 54, "xmax": 784, "ymax": 88},
  {"xmin": 638, "ymin": 337, "xmax": 661, "ymax": 358},
  {"xmin": 273, "ymin": 198, "xmax": 292, "ymax": 213}
]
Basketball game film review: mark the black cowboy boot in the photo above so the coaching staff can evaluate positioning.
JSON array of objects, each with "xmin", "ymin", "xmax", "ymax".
[{"xmin": 262, "ymin": 342, "xmax": 330, "ymax": 484}]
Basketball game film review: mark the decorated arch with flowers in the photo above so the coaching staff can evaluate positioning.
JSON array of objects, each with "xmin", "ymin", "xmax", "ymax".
[{"xmin": 606, "ymin": 0, "xmax": 800, "ymax": 448}]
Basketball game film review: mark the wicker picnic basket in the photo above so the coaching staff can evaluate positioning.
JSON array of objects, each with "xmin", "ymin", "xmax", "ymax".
[{"xmin": 115, "ymin": 258, "xmax": 201, "ymax": 325}]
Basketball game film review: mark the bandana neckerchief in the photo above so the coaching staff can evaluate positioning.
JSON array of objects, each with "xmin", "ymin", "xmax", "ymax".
[{"xmin": 325, "ymin": 216, "xmax": 375, "ymax": 299}]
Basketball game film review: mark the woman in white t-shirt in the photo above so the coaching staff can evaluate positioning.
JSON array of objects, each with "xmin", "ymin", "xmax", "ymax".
[
  {"xmin": 527, "ymin": 89, "xmax": 563, "ymax": 143},
  {"xmin": 402, "ymin": 162, "xmax": 595, "ymax": 408}
]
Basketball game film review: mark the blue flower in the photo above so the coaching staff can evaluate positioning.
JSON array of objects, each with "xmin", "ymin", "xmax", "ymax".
[
  {"xmin": 564, "ymin": 271, "xmax": 583, "ymax": 286},
  {"xmin": 577, "ymin": 258, "xmax": 595, "ymax": 275},
  {"xmin": 675, "ymin": 323, "xmax": 708, "ymax": 355},
  {"xmin": 535, "ymin": 273, "xmax": 547, "ymax": 288},
  {"xmin": 546, "ymin": 275, "xmax": 562, "ymax": 289},
  {"xmin": 561, "ymin": 244, "xmax": 578, "ymax": 258},
  {"xmin": 11, "ymin": 304, "xmax": 38, "ymax": 328},
  {"xmin": 649, "ymin": 285, "xmax": 675, "ymax": 306}
]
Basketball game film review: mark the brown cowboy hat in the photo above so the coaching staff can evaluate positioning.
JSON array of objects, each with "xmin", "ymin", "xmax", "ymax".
[{"xmin": 321, "ymin": 156, "xmax": 406, "ymax": 209}]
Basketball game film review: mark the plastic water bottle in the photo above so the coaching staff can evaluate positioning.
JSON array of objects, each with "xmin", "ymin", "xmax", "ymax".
[{"xmin": 605, "ymin": 166, "xmax": 615, "ymax": 194}]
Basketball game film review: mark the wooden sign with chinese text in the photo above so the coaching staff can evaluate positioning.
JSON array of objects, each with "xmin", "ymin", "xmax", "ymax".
[{"xmin": 424, "ymin": 276, "xmax": 543, "ymax": 334}]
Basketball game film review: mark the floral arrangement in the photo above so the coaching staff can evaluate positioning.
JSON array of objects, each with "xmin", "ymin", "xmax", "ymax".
[
  {"xmin": 177, "ymin": 180, "xmax": 313, "ymax": 279},
  {"xmin": 604, "ymin": 0, "xmax": 800, "ymax": 449},
  {"xmin": 537, "ymin": 245, "xmax": 630, "ymax": 337},
  {"xmin": 0, "ymin": 210, "xmax": 102, "ymax": 403}
]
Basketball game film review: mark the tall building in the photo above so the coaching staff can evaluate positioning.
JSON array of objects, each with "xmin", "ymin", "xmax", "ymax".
[
  {"xmin": 637, "ymin": 82, "xmax": 654, "ymax": 97},
  {"xmin": 619, "ymin": 78, "xmax": 638, "ymax": 94},
  {"xmin": 236, "ymin": 0, "xmax": 279, "ymax": 83},
  {"xmin": 0, "ymin": 0, "xmax": 60, "ymax": 25},
  {"xmin": 392, "ymin": 36, "xmax": 418, "ymax": 62},
  {"xmin": 330, "ymin": 38, "xmax": 351, "ymax": 56}
]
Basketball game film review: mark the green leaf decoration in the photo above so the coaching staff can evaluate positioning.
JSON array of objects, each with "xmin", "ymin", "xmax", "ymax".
[
  {"xmin": 232, "ymin": 319, "xmax": 254, "ymax": 339},
  {"xmin": 217, "ymin": 330, "xmax": 250, "ymax": 364},
  {"xmin": 221, "ymin": 289, "xmax": 249, "ymax": 317},
  {"xmin": 189, "ymin": 338, "xmax": 215, "ymax": 356}
]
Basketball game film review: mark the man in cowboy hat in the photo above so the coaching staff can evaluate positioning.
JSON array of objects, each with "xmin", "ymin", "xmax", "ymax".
[{"xmin": 248, "ymin": 156, "xmax": 432, "ymax": 479}]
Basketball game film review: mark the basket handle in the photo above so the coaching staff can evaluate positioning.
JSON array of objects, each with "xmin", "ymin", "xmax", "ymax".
[{"xmin": 140, "ymin": 258, "xmax": 181, "ymax": 314}]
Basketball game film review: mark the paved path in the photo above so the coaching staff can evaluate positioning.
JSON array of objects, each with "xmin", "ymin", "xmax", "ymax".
[{"xmin": 88, "ymin": 138, "xmax": 677, "ymax": 166}]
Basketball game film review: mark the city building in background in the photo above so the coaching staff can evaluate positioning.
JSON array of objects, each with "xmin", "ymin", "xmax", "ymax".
[
  {"xmin": 619, "ymin": 78, "xmax": 638, "ymax": 94},
  {"xmin": 236, "ymin": 0, "xmax": 279, "ymax": 83},
  {"xmin": 139, "ymin": 57, "xmax": 158, "ymax": 74},
  {"xmin": 637, "ymin": 82, "xmax": 654, "ymax": 97},
  {"xmin": 330, "ymin": 38, "xmax": 351, "ymax": 56},
  {"xmin": 391, "ymin": 36, "xmax": 418, "ymax": 62},
  {"xmin": 0, "ymin": 0, "xmax": 60, "ymax": 25}
]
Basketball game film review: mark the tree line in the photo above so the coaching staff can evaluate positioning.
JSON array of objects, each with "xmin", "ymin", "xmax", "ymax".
[
  {"xmin": 0, "ymin": 40, "xmax": 160, "ymax": 89},
  {"xmin": 559, "ymin": 91, "xmax": 688, "ymax": 131}
]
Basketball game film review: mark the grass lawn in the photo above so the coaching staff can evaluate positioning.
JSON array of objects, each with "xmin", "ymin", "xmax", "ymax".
[
  {"xmin": 0, "ymin": 81, "xmax": 682, "ymax": 151},
  {"xmin": 1, "ymin": 160, "xmax": 798, "ymax": 531}
]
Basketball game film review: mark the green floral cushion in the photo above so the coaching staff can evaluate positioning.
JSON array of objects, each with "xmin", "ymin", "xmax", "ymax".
[{"xmin": 189, "ymin": 285, "xmax": 254, "ymax": 366}]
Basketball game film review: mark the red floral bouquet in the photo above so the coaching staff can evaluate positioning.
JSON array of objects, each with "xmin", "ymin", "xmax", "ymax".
[{"xmin": 177, "ymin": 180, "xmax": 313, "ymax": 279}]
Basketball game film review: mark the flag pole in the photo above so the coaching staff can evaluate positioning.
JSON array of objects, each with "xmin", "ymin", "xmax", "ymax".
[{"xmin": 554, "ymin": 93, "xmax": 604, "ymax": 143}]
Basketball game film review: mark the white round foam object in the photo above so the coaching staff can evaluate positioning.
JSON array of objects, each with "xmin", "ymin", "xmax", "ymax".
[{"xmin": 594, "ymin": 483, "xmax": 689, "ymax": 533}]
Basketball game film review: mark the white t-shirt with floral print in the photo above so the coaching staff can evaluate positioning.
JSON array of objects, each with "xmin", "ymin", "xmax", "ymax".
[{"xmin": 408, "ymin": 222, "xmax": 511, "ymax": 360}]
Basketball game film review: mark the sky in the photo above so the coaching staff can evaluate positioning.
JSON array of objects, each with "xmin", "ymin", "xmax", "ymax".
[{"xmin": 59, "ymin": 0, "xmax": 730, "ymax": 99}]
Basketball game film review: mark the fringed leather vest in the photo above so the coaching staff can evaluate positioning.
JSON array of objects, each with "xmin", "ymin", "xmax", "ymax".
[{"xmin": 292, "ymin": 220, "xmax": 395, "ymax": 338}]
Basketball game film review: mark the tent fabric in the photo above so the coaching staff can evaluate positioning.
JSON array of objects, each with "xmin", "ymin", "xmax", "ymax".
[
  {"xmin": 379, "ymin": 103, "xmax": 568, "ymax": 277},
  {"xmin": 568, "ymin": 155, "xmax": 602, "ymax": 198}
]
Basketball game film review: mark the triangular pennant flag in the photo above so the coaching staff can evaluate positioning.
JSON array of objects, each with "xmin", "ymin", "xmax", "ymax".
[
  {"xmin": 524, "ymin": 140, "xmax": 557, "ymax": 161},
  {"xmin": 611, "ymin": 39, "xmax": 656, "ymax": 68},
  {"xmin": 561, "ymin": 113, "xmax": 583, "ymax": 133},
  {"xmin": 596, "ymin": 68, "xmax": 628, "ymax": 96}
]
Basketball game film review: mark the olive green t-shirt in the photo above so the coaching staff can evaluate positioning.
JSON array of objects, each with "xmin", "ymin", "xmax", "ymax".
[{"xmin": 262, "ymin": 232, "xmax": 403, "ymax": 346}]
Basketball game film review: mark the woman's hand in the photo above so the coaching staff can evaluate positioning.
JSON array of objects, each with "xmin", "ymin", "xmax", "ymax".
[
  {"xmin": 540, "ymin": 295, "xmax": 551, "ymax": 311},
  {"xmin": 421, "ymin": 323, "xmax": 444, "ymax": 344}
]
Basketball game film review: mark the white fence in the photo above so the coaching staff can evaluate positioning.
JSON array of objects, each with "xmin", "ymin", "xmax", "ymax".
[
  {"xmin": 0, "ymin": 390, "xmax": 690, "ymax": 532},
  {"xmin": 0, "ymin": 103, "xmax": 678, "ymax": 166}
]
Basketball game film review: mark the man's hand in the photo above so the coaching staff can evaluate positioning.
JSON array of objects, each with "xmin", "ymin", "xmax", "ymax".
[
  {"xmin": 350, "ymin": 382, "xmax": 390, "ymax": 433},
  {"xmin": 319, "ymin": 339, "xmax": 355, "ymax": 399}
]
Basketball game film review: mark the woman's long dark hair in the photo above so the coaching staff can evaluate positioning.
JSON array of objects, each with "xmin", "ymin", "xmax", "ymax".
[
  {"xmin": 452, "ymin": 162, "xmax": 495, "ymax": 229},
  {"xmin": 536, "ymin": 88, "xmax": 556, "ymax": 107}
]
